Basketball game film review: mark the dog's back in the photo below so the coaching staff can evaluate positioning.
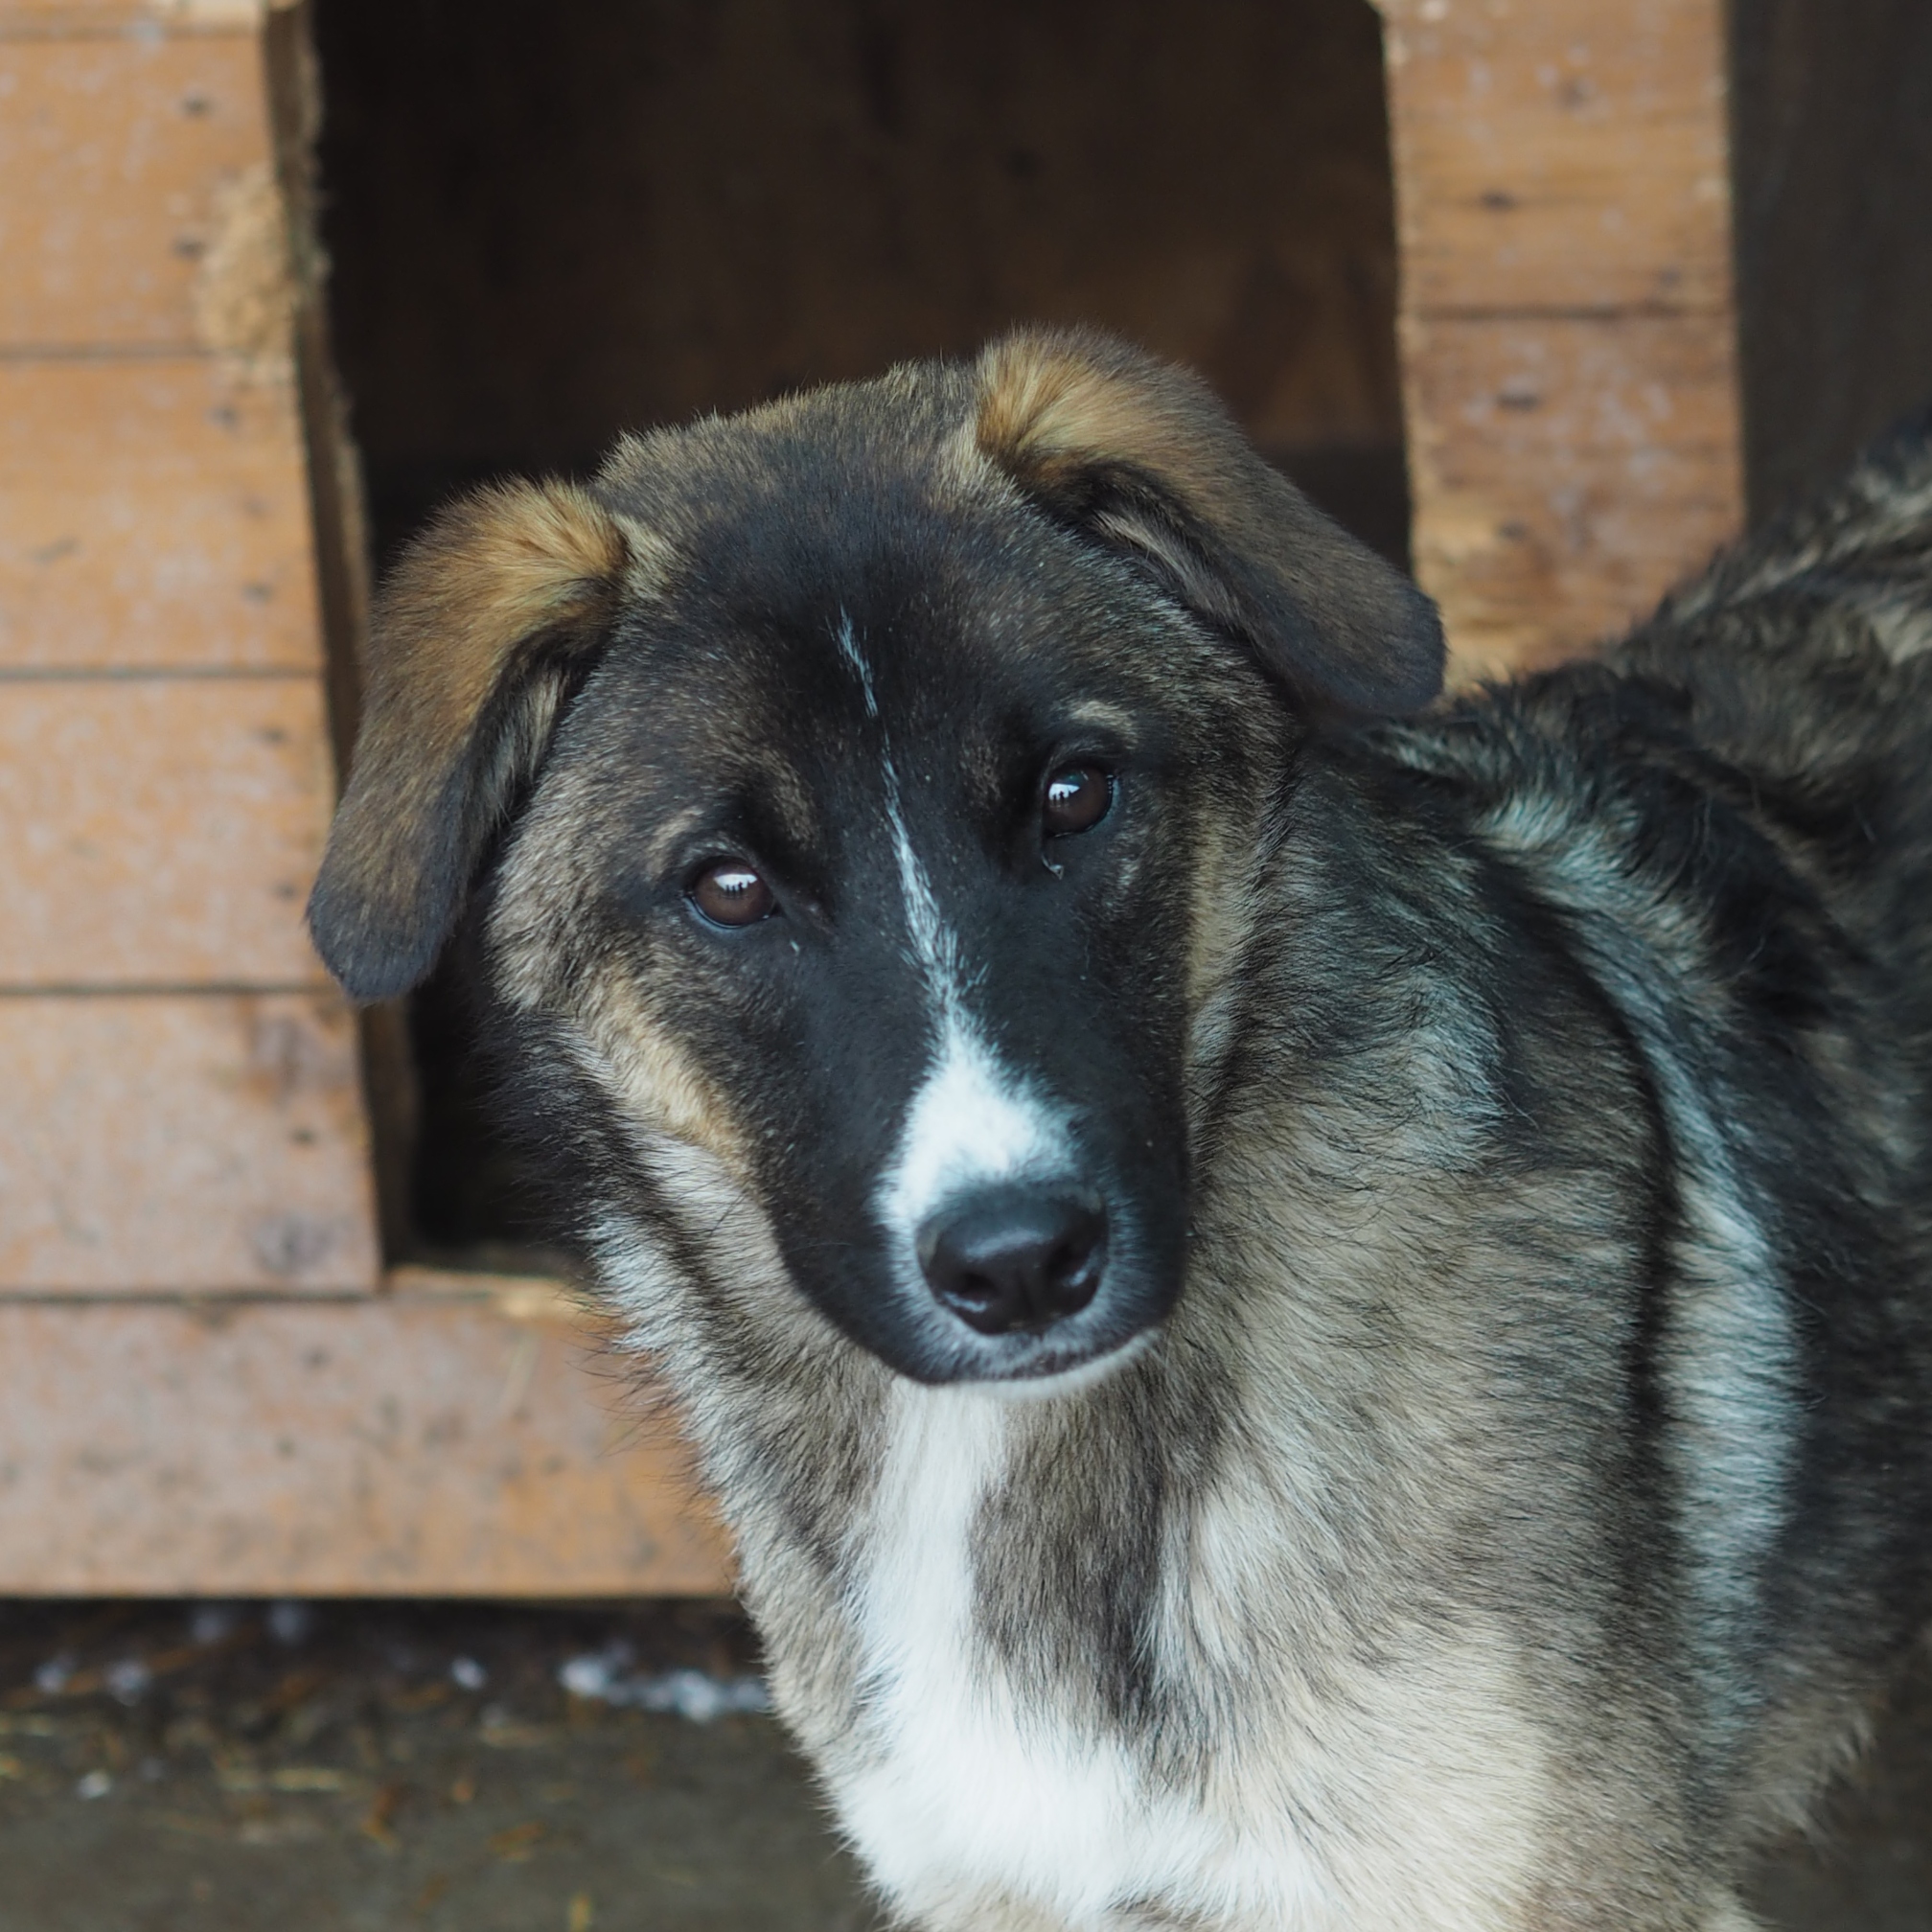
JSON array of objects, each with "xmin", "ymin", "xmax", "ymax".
[
  {"xmin": 1378, "ymin": 415, "xmax": 1932, "ymax": 1849},
  {"xmin": 1623, "ymin": 421, "xmax": 1932, "ymax": 1825},
  {"xmin": 1625, "ymin": 406, "xmax": 1932, "ymax": 1014}
]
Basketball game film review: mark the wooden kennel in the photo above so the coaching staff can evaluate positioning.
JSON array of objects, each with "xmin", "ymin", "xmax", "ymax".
[{"xmin": 0, "ymin": 0, "xmax": 1926, "ymax": 1594}]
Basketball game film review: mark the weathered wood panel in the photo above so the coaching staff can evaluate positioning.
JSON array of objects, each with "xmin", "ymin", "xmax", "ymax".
[
  {"xmin": 0, "ymin": 678, "xmax": 333, "ymax": 986},
  {"xmin": 0, "ymin": 357, "xmax": 319, "ymax": 672},
  {"xmin": 0, "ymin": 1, "xmax": 386, "ymax": 1322},
  {"xmin": 0, "ymin": 31, "xmax": 278, "ymax": 351},
  {"xmin": 1403, "ymin": 311, "xmax": 1742, "ymax": 668},
  {"xmin": 0, "ymin": 1284, "xmax": 733, "ymax": 1595},
  {"xmin": 1385, "ymin": 0, "xmax": 1733, "ymax": 316},
  {"xmin": 0, "ymin": 992, "xmax": 379, "ymax": 1292},
  {"xmin": 1383, "ymin": 0, "xmax": 1744, "ymax": 677},
  {"xmin": 0, "ymin": 3, "xmax": 268, "ymax": 34}
]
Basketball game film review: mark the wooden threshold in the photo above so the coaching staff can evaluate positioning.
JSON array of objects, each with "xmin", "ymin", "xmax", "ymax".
[{"xmin": 0, "ymin": 1268, "xmax": 734, "ymax": 1598}]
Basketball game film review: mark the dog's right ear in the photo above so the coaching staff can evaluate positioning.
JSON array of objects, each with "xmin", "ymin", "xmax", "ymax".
[
  {"xmin": 308, "ymin": 479, "xmax": 639, "ymax": 1003},
  {"xmin": 976, "ymin": 329, "xmax": 1443, "ymax": 719}
]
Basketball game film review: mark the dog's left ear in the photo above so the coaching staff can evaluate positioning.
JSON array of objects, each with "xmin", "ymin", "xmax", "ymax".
[
  {"xmin": 308, "ymin": 478, "xmax": 639, "ymax": 1003},
  {"xmin": 976, "ymin": 329, "xmax": 1443, "ymax": 718}
]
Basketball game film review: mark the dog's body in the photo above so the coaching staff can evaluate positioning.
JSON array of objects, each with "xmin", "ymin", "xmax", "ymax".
[{"xmin": 310, "ymin": 334, "xmax": 1932, "ymax": 1929}]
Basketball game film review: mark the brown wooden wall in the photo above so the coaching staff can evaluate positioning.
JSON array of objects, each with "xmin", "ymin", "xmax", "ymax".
[
  {"xmin": 0, "ymin": 0, "xmax": 379, "ymax": 1295},
  {"xmin": 0, "ymin": 1271, "xmax": 729, "ymax": 1595}
]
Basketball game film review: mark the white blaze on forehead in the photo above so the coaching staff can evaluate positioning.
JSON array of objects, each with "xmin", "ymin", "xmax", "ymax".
[
  {"xmin": 834, "ymin": 616, "xmax": 1073, "ymax": 1238},
  {"xmin": 836, "ymin": 614, "xmax": 955, "ymax": 999}
]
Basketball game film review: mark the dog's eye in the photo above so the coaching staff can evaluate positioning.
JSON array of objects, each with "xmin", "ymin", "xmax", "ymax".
[
  {"xmin": 1042, "ymin": 765, "xmax": 1113, "ymax": 838},
  {"xmin": 688, "ymin": 860, "xmax": 776, "ymax": 929}
]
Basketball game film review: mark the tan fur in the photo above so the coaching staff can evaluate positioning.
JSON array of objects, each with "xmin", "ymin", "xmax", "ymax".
[
  {"xmin": 375, "ymin": 478, "xmax": 633, "ymax": 736},
  {"xmin": 578, "ymin": 969, "xmax": 751, "ymax": 1175},
  {"xmin": 975, "ymin": 328, "xmax": 1314, "ymax": 619},
  {"xmin": 1182, "ymin": 816, "xmax": 1258, "ymax": 1020},
  {"xmin": 977, "ymin": 331, "xmax": 1245, "ymax": 539},
  {"xmin": 349, "ymin": 475, "xmax": 632, "ymax": 879},
  {"xmin": 485, "ymin": 784, "xmax": 750, "ymax": 1176}
]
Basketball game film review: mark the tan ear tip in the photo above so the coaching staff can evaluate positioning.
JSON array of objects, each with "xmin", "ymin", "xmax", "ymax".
[
  {"xmin": 974, "ymin": 328, "xmax": 1232, "ymax": 494},
  {"xmin": 490, "ymin": 476, "xmax": 630, "ymax": 576},
  {"xmin": 976, "ymin": 326, "xmax": 1127, "ymax": 454},
  {"xmin": 377, "ymin": 476, "xmax": 630, "ymax": 622}
]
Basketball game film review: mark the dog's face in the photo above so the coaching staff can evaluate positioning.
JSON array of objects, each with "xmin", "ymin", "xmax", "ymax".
[
  {"xmin": 476, "ymin": 472, "xmax": 1273, "ymax": 1385},
  {"xmin": 309, "ymin": 332, "xmax": 1441, "ymax": 1386}
]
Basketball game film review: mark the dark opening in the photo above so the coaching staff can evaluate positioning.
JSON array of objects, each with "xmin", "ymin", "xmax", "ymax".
[
  {"xmin": 1731, "ymin": 0, "xmax": 1932, "ymax": 521},
  {"xmin": 310, "ymin": 0, "xmax": 1406, "ymax": 1255}
]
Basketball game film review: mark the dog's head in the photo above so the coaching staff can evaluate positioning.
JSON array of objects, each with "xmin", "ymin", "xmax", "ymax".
[{"xmin": 310, "ymin": 331, "xmax": 1440, "ymax": 1386}]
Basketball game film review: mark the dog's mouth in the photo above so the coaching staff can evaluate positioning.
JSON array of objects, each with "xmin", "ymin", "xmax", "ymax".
[
  {"xmin": 954, "ymin": 1319, "xmax": 1163, "ymax": 1393},
  {"xmin": 896, "ymin": 1296, "xmax": 1164, "ymax": 1390}
]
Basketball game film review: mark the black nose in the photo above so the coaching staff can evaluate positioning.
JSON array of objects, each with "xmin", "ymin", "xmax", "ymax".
[{"xmin": 917, "ymin": 1187, "xmax": 1108, "ymax": 1336}]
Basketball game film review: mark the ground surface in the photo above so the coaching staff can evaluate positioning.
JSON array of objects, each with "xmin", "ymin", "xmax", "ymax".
[
  {"xmin": 0, "ymin": 1601, "xmax": 867, "ymax": 1932},
  {"xmin": 0, "ymin": 1600, "xmax": 1925, "ymax": 1931}
]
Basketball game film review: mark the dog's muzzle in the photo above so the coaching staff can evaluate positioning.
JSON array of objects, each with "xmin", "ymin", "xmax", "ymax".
[{"xmin": 916, "ymin": 1184, "xmax": 1107, "ymax": 1336}]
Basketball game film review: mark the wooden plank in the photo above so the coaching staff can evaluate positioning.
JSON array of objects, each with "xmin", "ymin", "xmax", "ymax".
[
  {"xmin": 0, "ymin": 991, "xmax": 380, "ymax": 1292},
  {"xmin": 0, "ymin": 33, "xmax": 281, "ymax": 353},
  {"xmin": 0, "ymin": 1285, "xmax": 734, "ymax": 1595},
  {"xmin": 1404, "ymin": 311, "xmax": 1743, "ymax": 675},
  {"xmin": 1382, "ymin": 0, "xmax": 1744, "ymax": 676},
  {"xmin": 0, "ymin": 678, "xmax": 334, "ymax": 986},
  {"xmin": 0, "ymin": 2, "xmax": 267, "ymax": 34},
  {"xmin": 1382, "ymin": 0, "xmax": 1734, "ymax": 315},
  {"xmin": 0, "ymin": 357, "xmax": 320, "ymax": 672}
]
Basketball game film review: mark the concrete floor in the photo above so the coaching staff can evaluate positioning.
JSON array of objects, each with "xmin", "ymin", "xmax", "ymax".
[{"xmin": 0, "ymin": 1600, "xmax": 1924, "ymax": 1931}]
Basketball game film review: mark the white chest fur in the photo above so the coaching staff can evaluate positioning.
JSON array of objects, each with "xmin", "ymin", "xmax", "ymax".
[{"xmin": 829, "ymin": 1384, "xmax": 1320, "ymax": 1931}]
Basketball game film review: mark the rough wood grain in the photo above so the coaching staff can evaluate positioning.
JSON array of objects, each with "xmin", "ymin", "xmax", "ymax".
[
  {"xmin": 0, "ymin": 1286, "xmax": 733, "ymax": 1595},
  {"xmin": 0, "ymin": 33, "xmax": 281, "ymax": 352},
  {"xmin": 0, "ymin": 357, "xmax": 320, "ymax": 671},
  {"xmin": 1382, "ymin": 0, "xmax": 1733, "ymax": 315},
  {"xmin": 0, "ymin": 992, "xmax": 380, "ymax": 1292},
  {"xmin": 0, "ymin": 1, "xmax": 268, "ymax": 34},
  {"xmin": 1382, "ymin": 0, "xmax": 1745, "ymax": 675},
  {"xmin": 0, "ymin": 678, "xmax": 334, "ymax": 986},
  {"xmin": 1404, "ymin": 311, "xmax": 1743, "ymax": 674}
]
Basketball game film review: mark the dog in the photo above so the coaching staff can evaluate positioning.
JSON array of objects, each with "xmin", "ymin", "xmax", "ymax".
[{"xmin": 309, "ymin": 329, "xmax": 1932, "ymax": 1930}]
